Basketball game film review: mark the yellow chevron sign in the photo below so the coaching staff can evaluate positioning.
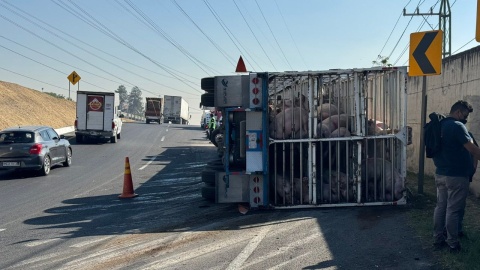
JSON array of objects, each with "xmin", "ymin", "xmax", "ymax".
[{"xmin": 409, "ymin": 30, "xmax": 442, "ymax": 77}]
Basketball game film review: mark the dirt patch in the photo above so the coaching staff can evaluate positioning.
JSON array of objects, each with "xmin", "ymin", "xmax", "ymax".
[{"xmin": 0, "ymin": 81, "xmax": 76, "ymax": 130}]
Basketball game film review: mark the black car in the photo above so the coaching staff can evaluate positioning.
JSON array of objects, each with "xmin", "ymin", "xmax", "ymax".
[{"xmin": 0, "ymin": 126, "xmax": 72, "ymax": 175}]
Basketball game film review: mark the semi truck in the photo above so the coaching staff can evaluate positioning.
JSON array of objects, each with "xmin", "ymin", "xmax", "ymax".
[
  {"xmin": 199, "ymin": 67, "xmax": 411, "ymax": 209},
  {"xmin": 163, "ymin": 95, "xmax": 189, "ymax": 124},
  {"xmin": 145, "ymin": 97, "xmax": 164, "ymax": 124},
  {"xmin": 75, "ymin": 91, "xmax": 122, "ymax": 143}
]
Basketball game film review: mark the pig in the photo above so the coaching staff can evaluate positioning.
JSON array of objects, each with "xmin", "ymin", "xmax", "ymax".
[
  {"xmin": 330, "ymin": 127, "xmax": 351, "ymax": 138},
  {"xmin": 274, "ymin": 174, "xmax": 309, "ymax": 205},
  {"xmin": 361, "ymin": 158, "xmax": 404, "ymax": 201},
  {"xmin": 316, "ymin": 123, "xmax": 331, "ymax": 138},
  {"xmin": 318, "ymin": 103, "xmax": 339, "ymax": 121},
  {"xmin": 322, "ymin": 114, "xmax": 348, "ymax": 133},
  {"xmin": 319, "ymin": 170, "xmax": 354, "ymax": 203},
  {"xmin": 270, "ymin": 106, "xmax": 309, "ymax": 139}
]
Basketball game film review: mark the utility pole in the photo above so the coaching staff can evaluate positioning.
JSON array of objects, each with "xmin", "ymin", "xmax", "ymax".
[
  {"xmin": 404, "ymin": 0, "xmax": 450, "ymax": 194},
  {"xmin": 403, "ymin": 0, "xmax": 451, "ymax": 58}
]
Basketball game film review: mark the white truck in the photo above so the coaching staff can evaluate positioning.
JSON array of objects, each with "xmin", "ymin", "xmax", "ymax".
[
  {"xmin": 163, "ymin": 95, "xmax": 190, "ymax": 124},
  {"xmin": 75, "ymin": 91, "xmax": 123, "ymax": 143}
]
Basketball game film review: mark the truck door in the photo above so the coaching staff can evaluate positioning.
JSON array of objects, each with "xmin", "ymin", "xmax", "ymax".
[{"xmin": 86, "ymin": 95, "xmax": 105, "ymax": 130}]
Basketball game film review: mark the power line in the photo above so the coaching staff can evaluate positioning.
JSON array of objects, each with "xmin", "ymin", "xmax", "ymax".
[
  {"xmin": 232, "ymin": 0, "xmax": 277, "ymax": 71},
  {"xmin": 171, "ymin": 0, "xmax": 235, "ymax": 67},
  {"xmin": 254, "ymin": 0, "xmax": 292, "ymax": 70},
  {"xmin": 54, "ymin": 0, "xmax": 203, "ymax": 94},
  {"xmin": 274, "ymin": 1, "xmax": 307, "ymax": 70},
  {"xmin": 123, "ymin": 0, "xmax": 221, "ymax": 76},
  {"xmin": 203, "ymin": 0, "xmax": 262, "ymax": 71},
  {"xmin": 0, "ymin": 66, "xmax": 75, "ymax": 94}
]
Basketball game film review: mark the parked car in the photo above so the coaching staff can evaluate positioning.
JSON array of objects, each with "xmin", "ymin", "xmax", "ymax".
[{"xmin": 0, "ymin": 126, "xmax": 72, "ymax": 176}]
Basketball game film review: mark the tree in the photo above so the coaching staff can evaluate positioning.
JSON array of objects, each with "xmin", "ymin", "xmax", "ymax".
[
  {"xmin": 115, "ymin": 85, "xmax": 128, "ymax": 110},
  {"xmin": 127, "ymin": 86, "xmax": 144, "ymax": 115},
  {"xmin": 372, "ymin": 55, "xmax": 392, "ymax": 67}
]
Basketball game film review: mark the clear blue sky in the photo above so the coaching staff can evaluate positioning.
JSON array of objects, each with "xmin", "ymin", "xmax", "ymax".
[{"xmin": 0, "ymin": 0, "xmax": 477, "ymax": 124}]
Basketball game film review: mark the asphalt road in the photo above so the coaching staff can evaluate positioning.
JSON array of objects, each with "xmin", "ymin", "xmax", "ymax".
[{"xmin": 0, "ymin": 123, "xmax": 439, "ymax": 269}]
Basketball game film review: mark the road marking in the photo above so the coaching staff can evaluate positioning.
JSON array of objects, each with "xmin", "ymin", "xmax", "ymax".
[
  {"xmin": 226, "ymin": 225, "xmax": 271, "ymax": 270},
  {"xmin": 139, "ymin": 155, "xmax": 157, "ymax": 170},
  {"xmin": 0, "ymin": 228, "xmax": 6, "ymax": 232},
  {"xmin": 161, "ymin": 136, "xmax": 165, "ymax": 141},
  {"xmin": 25, "ymin": 238, "xmax": 62, "ymax": 247}
]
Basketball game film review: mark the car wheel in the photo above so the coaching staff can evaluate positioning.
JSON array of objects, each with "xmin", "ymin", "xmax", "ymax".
[
  {"xmin": 63, "ymin": 148, "xmax": 72, "ymax": 167},
  {"xmin": 111, "ymin": 134, "xmax": 118, "ymax": 143},
  {"xmin": 117, "ymin": 133, "xmax": 121, "ymax": 139},
  {"xmin": 201, "ymin": 185, "xmax": 215, "ymax": 202},
  {"xmin": 40, "ymin": 155, "xmax": 51, "ymax": 176},
  {"xmin": 146, "ymin": 120, "xmax": 150, "ymax": 124}
]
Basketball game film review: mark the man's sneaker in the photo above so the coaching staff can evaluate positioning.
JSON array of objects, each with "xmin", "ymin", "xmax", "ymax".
[
  {"xmin": 449, "ymin": 244, "xmax": 462, "ymax": 254},
  {"xmin": 433, "ymin": 241, "xmax": 447, "ymax": 251}
]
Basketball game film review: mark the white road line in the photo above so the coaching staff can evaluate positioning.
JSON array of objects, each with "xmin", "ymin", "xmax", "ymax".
[
  {"xmin": 0, "ymin": 228, "xmax": 6, "ymax": 232},
  {"xmin": 139, "ymin": 156, "xmax": 157, "ymax": 170},
  {"xmin": 25, "ymin": 238, "xmax": 62, "ymax": 247},
  {"xmin": 226, "ymin": 225, "xmax": 271, "ymax": 270},
  {"xmin": 161, "ymin": 136, "xmax": 165, "ymax": 141}
]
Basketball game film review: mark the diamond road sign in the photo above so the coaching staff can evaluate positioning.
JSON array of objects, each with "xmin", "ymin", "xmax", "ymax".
[
  {"xmin": 67, "ymin": 71, "xmax": 81, "ymax": 85},
  {"xmin": 409, "ymin": 30, "xmax": 442, "ymax": 77}
]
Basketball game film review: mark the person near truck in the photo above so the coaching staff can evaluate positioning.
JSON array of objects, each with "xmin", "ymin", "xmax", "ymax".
[
  {"xmin": 208, "ymin": 113, "xmax": 216, "ymax": 140},
  {"xmin": 432, "ymin": 100, "xmax": 480, "ymax": 253}
]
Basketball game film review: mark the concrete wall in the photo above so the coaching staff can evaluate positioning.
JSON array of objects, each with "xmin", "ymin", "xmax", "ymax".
[{"xmin": 407, "ymin": 45, "xmax": 480, "ymax": 197}]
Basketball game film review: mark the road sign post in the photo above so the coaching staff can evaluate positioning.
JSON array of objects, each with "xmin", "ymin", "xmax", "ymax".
[
  {"xmin": 67, "ymin": 71, "xmax": 81, "ymax": 100},
  {"xmin": 409, "ymin": 30, "xmax": 442, "ymax": 194}
]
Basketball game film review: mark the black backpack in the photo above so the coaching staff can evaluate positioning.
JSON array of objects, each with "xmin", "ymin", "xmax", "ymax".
[{"xmin": 424, "ymin": 112, "xmax": 446, "ymax": 158}]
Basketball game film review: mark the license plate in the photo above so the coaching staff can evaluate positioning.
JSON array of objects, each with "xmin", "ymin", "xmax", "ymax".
[{"xmin": 3, "ymin": 162, "xmax": 20, "ymax": 167}]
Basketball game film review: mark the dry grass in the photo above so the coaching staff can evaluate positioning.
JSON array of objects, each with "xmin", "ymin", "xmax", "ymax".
[{"xmin": 0, "ymin": 81, "xmax": 76, "ymax": 130}]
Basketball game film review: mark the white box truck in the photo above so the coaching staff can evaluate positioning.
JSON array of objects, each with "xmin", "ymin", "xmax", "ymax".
[
  {"xmin": 163, "ymin": 95, "xmax": 189, "ymax": 124},
  {"xmin": 75, "ymin": 91, "xmax": 123, "ymax": 143}
]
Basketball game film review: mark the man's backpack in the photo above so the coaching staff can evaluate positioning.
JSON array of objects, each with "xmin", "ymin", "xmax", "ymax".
[{"xmin": 424, "ymin": 112, "xmax": 446, "ymax": 158}]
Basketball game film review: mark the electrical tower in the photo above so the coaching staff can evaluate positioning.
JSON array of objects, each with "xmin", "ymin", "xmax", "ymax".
[{"xmin": 404, "ymin": 0, "xmax": 451, "ymax": 58}]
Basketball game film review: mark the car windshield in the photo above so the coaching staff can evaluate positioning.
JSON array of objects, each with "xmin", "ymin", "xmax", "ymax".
[{"xmin": 0, "ymin": 131, "xmax": 35, "ymax": 143}]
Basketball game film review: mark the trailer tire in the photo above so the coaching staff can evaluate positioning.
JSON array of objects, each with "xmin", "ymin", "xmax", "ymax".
[
  {"xmin": 201, "ymin": 77, "xmax": 215, "ymax": 93},
  {"xmin": 111, "ymin": 134, "xmax": 117, "ymax": 143},
  {"xmin": 76, "ymin": 135, "xmax": 83, "ymax": 144},
  {"xmin": 201, "ymin": 93, "xmax": 215, "ymax": 107},
  {"xmin": 201, "ymin": 186, "xmax": 215, "ymax": 202},
  {"xmin": 201, "ymin": 170, "xmax": 217, "ymax": 185}
]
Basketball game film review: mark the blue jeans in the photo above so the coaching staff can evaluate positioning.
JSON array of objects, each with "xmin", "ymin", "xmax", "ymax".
[{"xmin": 433, "ymin": 174, "xmax": 469, "ymax": 247}]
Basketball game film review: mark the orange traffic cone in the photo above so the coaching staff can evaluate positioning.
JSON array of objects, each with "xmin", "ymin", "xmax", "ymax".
[{"xmin": 119, "ymin": 157, "xmax": 138, "ymax": 199}]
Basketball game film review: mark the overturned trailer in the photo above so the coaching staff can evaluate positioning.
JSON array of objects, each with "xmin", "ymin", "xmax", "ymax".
[{"xmin": 200, "ymin": 67, "xmax": 411, "ymax": 209}]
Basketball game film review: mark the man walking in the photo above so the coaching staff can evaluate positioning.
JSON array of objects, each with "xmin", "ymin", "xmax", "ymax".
[{"xmin": 432, "ymin": 100, "xmax": 480, "ymax": 253}]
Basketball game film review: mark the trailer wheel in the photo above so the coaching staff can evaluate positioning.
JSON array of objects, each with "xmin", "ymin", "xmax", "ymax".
[
  {"xmin": 201, "ymin": 77, "xmax": 215, "ymax": 93},
  {"xmin": 76, "ymin": 135, "xmax": 83, "ymax": 144},
  {"xmin": 201, "ymin": 170, "xmax": 217, "ymax": 185},
  {"xmin": 201, "ymin": 186, "xmax": 215, "ymax": 202},
  {"xmin": 201, "ymin": 93, "xmax": 215, "ymax": 107}
]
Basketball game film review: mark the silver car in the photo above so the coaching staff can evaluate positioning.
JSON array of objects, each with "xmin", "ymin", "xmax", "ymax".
[{"xmin": 0, "ymin": 126, "xmax": 72, "ymax": 175}]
